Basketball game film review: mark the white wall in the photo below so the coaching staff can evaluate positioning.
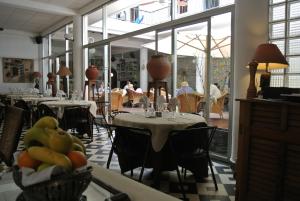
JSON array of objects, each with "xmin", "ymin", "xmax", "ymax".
[{"xmin": 0, "ymin": 29, "xmax": 39, "ymax": 93}]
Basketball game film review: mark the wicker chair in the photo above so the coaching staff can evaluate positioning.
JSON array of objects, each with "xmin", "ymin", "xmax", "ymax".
[
  {"xmin": 0, "ymin": 106, "xmax": 24, "ymax": 167},
  {"xmin": 210, "ymin": 92, "xmax": 228, "ymax": 119},
  {"xmin": 111, "ymin": 92, "xmax": 123, "ymax": 112},
  {"xmin": 126, "ymin": 89, "xmax": 144, "ymax": 107},
  {"xmin": 61, "ymin": 106, "xmax": 93, "ymax": 141},
  {"xmin": 177, "ymin": 93, "xmax": 203, "ymax": 113}
]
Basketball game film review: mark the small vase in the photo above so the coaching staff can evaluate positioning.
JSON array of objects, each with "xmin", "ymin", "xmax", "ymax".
[
  {"xmin": 147, "ymin": 55, "xmax": 171, "ymax": 81},
  {"xmin": 85, "ymin": 65, "xmax": 99, "ymax": 80}
]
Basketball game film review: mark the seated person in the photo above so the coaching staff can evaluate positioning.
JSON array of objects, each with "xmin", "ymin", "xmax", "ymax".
[
  {"xmin": 210, "ymin": 83, "xmax": 222, "ymax": 102},
  {"xmin": 176, "ymin": 81, "xmax": 194, "ymax": 96},
  {"xmin": 123, "ymin": 80, "xmax": 134, "ymax": 91}
]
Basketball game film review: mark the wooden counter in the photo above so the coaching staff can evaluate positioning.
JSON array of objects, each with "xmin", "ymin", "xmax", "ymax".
[{"xmin": 235, "ymin": 98, "xmax": 300, "ymax": 201}]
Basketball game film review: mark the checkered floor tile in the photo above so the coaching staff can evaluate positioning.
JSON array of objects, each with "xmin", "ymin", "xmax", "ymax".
[{"xmin": 1, "ymin": 126, "xmax": 236, "ymax": 201}]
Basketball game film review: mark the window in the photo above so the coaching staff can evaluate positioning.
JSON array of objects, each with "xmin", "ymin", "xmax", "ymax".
[{"xmin": 269, "ymin": 0, "xmax": 300, "ymax": 88}]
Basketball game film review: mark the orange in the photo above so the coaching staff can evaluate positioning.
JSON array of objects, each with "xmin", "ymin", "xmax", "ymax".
[
  {"xmin": 18, "ymin": 150, "xmax": 41, "ymax": 169},
  {"xmin": 67, "ymin": 151, "xmax": 87, "ymax": 169}
]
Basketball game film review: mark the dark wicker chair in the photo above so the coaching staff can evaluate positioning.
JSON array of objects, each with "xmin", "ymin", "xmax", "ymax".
[
  {"xmin": 0, "ymin": 106, "xmax": 24, "ymax": 167},
  {"xmin": 169, "ymin": 126, "xmax": 218, "ymax": 198},
  {"xmin": 61, "ymin": 106, "xmax": 93, "ymax": 141},
  {"xmin": 14, "ymin": 100, "xmax": 31, "ymax": 127},
  {"xmin": 37, "ymin": 103, "xmax": 56, "ymax": 119},
  {"xmin": 108, "ymin": 125, "xmax": 152, "ymax": 182}
]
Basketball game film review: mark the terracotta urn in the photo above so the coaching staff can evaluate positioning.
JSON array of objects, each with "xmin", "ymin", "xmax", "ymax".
[
  {"xmin": 85, "ymin": 65, "xmax": 99, "ymax": 80},
  {"xmin": 147, "ymin": 55, "xmax": 171, "ymax": 81}
]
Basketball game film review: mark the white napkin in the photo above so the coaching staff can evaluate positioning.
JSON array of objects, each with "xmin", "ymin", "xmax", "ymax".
[{"xmin": 21, "ymin": 166, "xmax": 66, "ymax": 187}]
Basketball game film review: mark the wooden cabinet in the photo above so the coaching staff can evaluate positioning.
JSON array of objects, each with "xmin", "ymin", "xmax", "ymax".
[{"xmin": 236, "ymin": 99, "xmax": 300, "ymax": 201}]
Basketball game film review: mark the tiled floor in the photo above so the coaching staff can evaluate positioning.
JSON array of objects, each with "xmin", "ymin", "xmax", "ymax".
[{"xmin": 0, "ymin": 126, "xmax": 236, "ymax": 201}]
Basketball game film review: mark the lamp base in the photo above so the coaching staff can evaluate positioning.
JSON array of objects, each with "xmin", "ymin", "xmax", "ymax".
[{"xmin": 247, "ymin": 61, "xmax": 258, "ymax": 99}]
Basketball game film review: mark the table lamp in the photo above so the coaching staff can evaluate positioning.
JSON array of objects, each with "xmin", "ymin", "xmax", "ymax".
[
  {"xmin": 246, "ymin": 43, "xmax": 288, "ymax": 99},
  {"xmin": 56, "ymin": 65, "xmax": 72, "ymax": 94}
]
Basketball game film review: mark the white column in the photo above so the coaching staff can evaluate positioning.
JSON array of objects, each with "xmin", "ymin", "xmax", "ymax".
[
  {"xmin": 140, "ymin": 47, "xmax": 148, "ymax": 91},
  {"xmin": 73, "ymin": 15, "xmax": 83, "ymax": 92},
  {"xmin": 231, "ymin": 0, "xmax": 269, "ymax": 162}
]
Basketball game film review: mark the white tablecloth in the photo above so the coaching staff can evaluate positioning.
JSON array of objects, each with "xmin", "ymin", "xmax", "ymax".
[
  {"xmin": 113, "ymin": 112, "xmax": 206, "ymax": 152},
  {"xmin": 21, "ymin": 97, "xmax": 61, "ymax": 105},
  {"xmin": 42, "ymin": 100, "xmax": 97, "ymax": 118}
]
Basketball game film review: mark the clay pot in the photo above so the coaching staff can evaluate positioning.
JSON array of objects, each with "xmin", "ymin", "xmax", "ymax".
[
  {"xmin": 85, "ymin": 65, "xmax": 99, "ymax": 80},
  {"xmin": 147, "ymin": 55, "xmax": 171, "ymax": 81}
]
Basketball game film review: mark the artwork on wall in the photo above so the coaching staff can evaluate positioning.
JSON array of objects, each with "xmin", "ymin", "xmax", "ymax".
[{"xmin": 2, "ymin": 58, "xmax": 34, "ymax": 83}]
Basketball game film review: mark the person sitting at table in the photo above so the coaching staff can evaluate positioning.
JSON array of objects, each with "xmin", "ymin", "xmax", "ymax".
[
  {"xmin": 210, "ymin": 83, "xmax": 222, "ymax": 102},
  {"xmin": 176, "ymin": 81, "xmax": 194, "ymax": 96}
]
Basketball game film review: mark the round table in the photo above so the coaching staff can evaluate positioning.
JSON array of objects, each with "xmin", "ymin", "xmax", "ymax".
[
  {"xmin": 42, "ymin": 100, "xmax": 97, "ymax": 118},
  {"xmin": 113, "ymin": 112, "xmax": 206, "ymax": 152}
]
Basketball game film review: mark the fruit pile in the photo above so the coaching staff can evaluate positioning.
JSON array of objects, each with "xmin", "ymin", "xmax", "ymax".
[{"xmin": 17, "ymin": 116, "xmax": 87, "ymax": 171}]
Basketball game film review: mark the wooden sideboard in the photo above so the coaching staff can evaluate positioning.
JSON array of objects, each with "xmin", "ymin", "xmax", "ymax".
[{"xmin": 236, "ymin": 99, "xmax": 300, "ymax": 201}]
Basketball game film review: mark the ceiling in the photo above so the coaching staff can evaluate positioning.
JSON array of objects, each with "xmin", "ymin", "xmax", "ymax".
[{"xmin": 0, "ymin": 0, "xmax": 95, "ymax": 34}]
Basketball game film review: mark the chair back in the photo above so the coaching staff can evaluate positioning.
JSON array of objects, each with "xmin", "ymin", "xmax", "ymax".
[
  {"xmin": 126, "ymin": 89, "xmax": 143, "ymax": 105},
  {"xmin": 169, "ymin": 126, "xmax": 217, "ymax": 156},
  {"xmin": 37, "ymin": 103, "xmax": 56, "ymax": 119},
  {"xmin": 211, "ymin": 92, "xmax": 228, "ymax": 118},
  {"xmin": 177, "ymin": 93, "xmax": 203, "ymax": 113},
  {"xmin": 111, "ymin": 92, "xmax": 123, "ymax": 112},
  {"xmin": 0, "ymin": 106, "xmax": 24, "ymax": 166},
  {"xmin": 109, "ymin": 125, "xmax": 152, "ymax": 172}
]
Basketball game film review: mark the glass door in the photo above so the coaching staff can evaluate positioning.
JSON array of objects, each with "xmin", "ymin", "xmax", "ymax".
[{"xmin": 208, "ymin": 12, "xmax": 232, "ymax": 160}]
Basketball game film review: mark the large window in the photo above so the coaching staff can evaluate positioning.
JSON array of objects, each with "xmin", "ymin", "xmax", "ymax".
[{"xmin": 269, "ymin": 0, "xmax": 300, "ymax": 87}]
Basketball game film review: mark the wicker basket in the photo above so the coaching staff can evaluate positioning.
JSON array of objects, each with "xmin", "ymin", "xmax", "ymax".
[{"xmin": 13, "ymin": 166, "xmax": 92, "ymax": 201}]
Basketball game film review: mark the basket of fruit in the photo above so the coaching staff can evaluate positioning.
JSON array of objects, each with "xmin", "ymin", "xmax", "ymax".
[{"xmin": 13, "ymin": 116, "xmax": 92, "ymax": 201}]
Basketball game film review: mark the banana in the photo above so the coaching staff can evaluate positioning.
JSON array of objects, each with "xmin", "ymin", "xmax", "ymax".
[
  {"xmin": 28, "ymin": 146, "xmax": 72, "ymax": 170},
  {"xmin": 34, "ymin": 116, "xmax": 59, "ymax": 129},
  {"xmin": 71, "ymin": 135, "xmax": 86, "ymax": 154},
  {"xmin": 72, "ymin": 143, "xmax": 85, "ymax": 153},
  {"xmin": 37, "ymin": 163, "xmax": 52, "ymax": 172},
  {"xmin": 46, "ymin": 128, "xmax": 73, "ymax": 154},
  {"xmin": 24, "ymin": 127, "xmax": 50, "ymax": 148}
]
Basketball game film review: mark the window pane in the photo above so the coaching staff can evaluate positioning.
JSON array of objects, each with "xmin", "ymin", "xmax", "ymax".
[
  {"xmin": 271, "ymin": 69, "xmax": 284, "ymax": 73},
  {"xmin": 288, "ymin": 75, "xmax": 300, "ymax": 87},
  {"xmin": 270, "ymin": 75, "xmax": 284, "ymax": 87},
  {"xmin": 271, "ymin": 5, "xmax": 285, "ymax": 21},
  {"xmin": 287, "ymin": 57, "xmax": 300, "ymax": 73},
  {"xmin": 175, "ymin": 0, "xmax": 234, "ymax": 19},
  {"xmin": 271, "ymin": 40, "xmax": 285, "ymax": 54},
  {"xmin": 270, "ymin": 23, "xmax": 285, "ymax": 39},
  {"xmin": 107, "ymin": 0, "xmax": 171, "ymax": 38},
  {"xmin": 67, "ymin": 24, "xmax": 73, "ymax": 51},
  {"xmin": 271, "ymin": 0, "xmax": 285, "ymax": 4},
  {"xmin": 85, "ymin": 8, "xmax": 103, "ymax": 44},
  {"xmin": 51, "ymin": 27, "xmax": 66, "ymax": 56},
  {"xmin": 289, "ymin": 20, "xmax": 300, "ymax": 37},
  {"xmin": 288, "ymin": 38, "xmax": 300, "ymax": 55},
  {"xmin": 289, "ymin": 1, "xmax": 300, "ymax": 19}
]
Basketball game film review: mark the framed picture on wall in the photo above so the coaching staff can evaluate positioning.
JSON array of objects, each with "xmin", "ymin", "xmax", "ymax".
[{"xmin": 2, "ymin": 58, "xmax": 34, "ymax": 83}]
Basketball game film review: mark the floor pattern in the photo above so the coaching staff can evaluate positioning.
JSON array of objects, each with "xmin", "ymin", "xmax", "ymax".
[{"xmin": 1, "ymin": 126, "xmax": 236, "ymax": 201}]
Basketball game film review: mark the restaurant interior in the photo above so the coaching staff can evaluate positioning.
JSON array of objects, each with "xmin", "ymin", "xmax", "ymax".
[{"xmin": 0, "ymin": 0, "xmax": 299, "ymax": 201}]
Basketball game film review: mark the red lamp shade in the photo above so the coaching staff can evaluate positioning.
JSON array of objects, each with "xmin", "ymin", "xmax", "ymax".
[{"xmin": 253, "ymin": 43, "xmax": 289, "ymax": 70}]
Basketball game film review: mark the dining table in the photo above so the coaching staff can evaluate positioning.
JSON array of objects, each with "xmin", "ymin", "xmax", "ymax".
[
  {"xmin": 112, "ymin": 112, "xmax": 207, "ymax": 186},
  {"xmin": 0, "ymin": 162, "xmax": 180, "ymax": 201},
  {"xmin": 113, "ymin": 112, "xmax": 206, "ymax": 152},
  {"xmin": 41, "ymin": 100, "xmax": 97, "ymax": 118}
]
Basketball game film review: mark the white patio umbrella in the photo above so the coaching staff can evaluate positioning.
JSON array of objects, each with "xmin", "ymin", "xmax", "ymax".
[{"xmin": 142, "ymin": 30, "xmax": 231, "ymax": 58}]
